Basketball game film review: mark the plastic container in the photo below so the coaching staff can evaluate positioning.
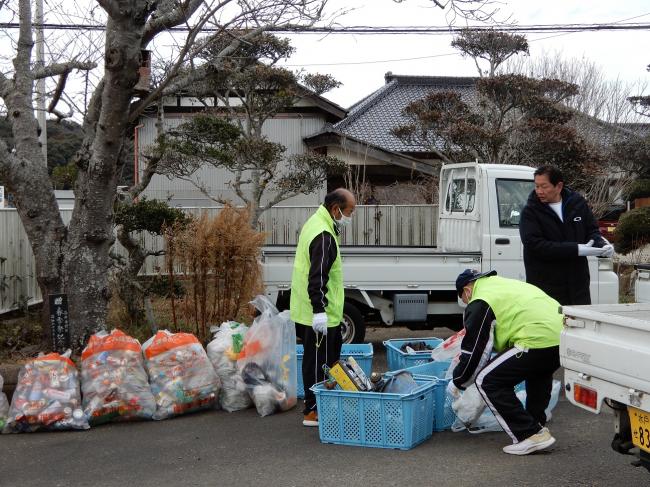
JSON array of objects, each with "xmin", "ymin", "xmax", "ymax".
[
  {"xmin": 383, "ymin": 338, "xmax": 443, "ymax": 371},
  {"xmin": 311, "ymin": 376, "xmax": 438, "ymax": 450},
  {"xmin": 296, "ymin": 343, "xmax": 373, "ymax": 399}
]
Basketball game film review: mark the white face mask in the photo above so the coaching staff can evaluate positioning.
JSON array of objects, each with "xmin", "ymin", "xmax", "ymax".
[{"xmin": 337, "ymin": 208, "xmax": 352, "ymax": 227}]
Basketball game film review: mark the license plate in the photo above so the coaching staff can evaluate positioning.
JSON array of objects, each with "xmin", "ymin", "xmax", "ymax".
[{"xmin": 628, "ymin": 406, "xmax": 650, "ymax": 454}]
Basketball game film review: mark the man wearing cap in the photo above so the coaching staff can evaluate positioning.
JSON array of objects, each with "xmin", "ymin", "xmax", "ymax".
[{"xmin": 447, "ymin": 269, "xmax": 563, "ymax": 455}]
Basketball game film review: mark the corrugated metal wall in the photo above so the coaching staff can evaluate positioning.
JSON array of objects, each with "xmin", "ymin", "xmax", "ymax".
[
  {"xmin": 138, "ymin": 114, "xmax": 327, "ymax": 207},
  {"xmin": 0, "ymin": 205, "xmax": 438, "ymax": 313}
]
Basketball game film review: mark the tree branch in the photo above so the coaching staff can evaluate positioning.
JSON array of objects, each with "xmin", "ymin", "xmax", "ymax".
[
  {"xmin": 96, "ymin": 0, "xmax": 121, "ymax": 19},
  {"xmin": 32, "ymin": 60, "xmax": 96, "ymax": 80},
  {"xmin": 143, "ymin": 0, "xmax": 210, "ymax": 45}
]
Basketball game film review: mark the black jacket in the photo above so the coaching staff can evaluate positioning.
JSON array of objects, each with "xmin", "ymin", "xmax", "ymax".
[
  {"xmin": 306, "ymin": 231, "xmax": 339, "ymax": 314},
  {"xmin": 519, "ymin": 187, "xmax": 604, "ymax": 305}
]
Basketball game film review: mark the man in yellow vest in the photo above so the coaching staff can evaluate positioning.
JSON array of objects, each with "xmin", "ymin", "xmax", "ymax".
[
  {"xmin": 290, "ymin": 188, "xmax": 356, "ymax": 427},
  {"xmin": 447, "ymin": 269, "xmax": 563, "ymax": 455}
]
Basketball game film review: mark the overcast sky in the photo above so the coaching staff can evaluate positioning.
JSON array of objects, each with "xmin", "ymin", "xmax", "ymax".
[{"xmin": 277, "ymin": 0, "xmax": 650, "ymax": 108}]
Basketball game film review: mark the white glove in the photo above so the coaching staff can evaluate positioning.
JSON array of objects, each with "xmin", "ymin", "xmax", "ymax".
[
  {"xmin": 599, "ymin": 237, "xmax": 614, "ymax": 258},
  {"xmin": 578, "ymin": 240, "xmax": 605, "ymax": 257},
  {"xmin": 312, "ymin": 312, "xmax": 328, "ymax": 335},
  {"xmin": 446, "ymin": 381, "xmax": 461, "ymax": 399}
]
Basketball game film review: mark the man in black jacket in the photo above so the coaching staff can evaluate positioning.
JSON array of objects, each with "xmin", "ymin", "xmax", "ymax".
[{"xmin": 519, "ymin": 166, "xmax": 613, "ymax": 305}]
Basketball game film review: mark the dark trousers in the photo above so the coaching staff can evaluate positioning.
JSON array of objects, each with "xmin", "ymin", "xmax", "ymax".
[
  {"xmin": 475, "ymin": 345, "xmax": 560, "ymax": 442},
  {"xmin": 297, "ymin": 323, "xmax": 342, "ymax": 414}
]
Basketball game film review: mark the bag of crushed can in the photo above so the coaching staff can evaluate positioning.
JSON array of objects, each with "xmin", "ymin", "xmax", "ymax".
[
  {"xmin": 81, "ymin": 329, "xmax": 156, "ymax": 425},
  {"xmin": 0, "ymin": 373, "xmax": 9, "ymax": 430},
  {"xmin": 206, "ymin": 321, "xmax": 252, "ymax": 412},
  {"xmin": 3, "ymin": 351, "xmax": 89, "ymax": 433},
  {"xmin": 143, "ymin": 330, "xmax": 220, "ymax": 420},
  {"xmin": 237, "ymin": 296, "xmax": 297, "ymax": 417}
]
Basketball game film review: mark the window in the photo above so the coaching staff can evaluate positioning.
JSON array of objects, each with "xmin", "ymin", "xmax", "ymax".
[
  {"xmin": 445, "ymin": 178, "xmax": 476, "ymax": 213},
  {"xmin": 496, "ymin": 179, "xmax": 534, "ymax": 227}
]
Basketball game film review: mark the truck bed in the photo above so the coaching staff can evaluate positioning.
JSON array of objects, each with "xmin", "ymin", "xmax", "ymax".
[
  {"xmin": 262, "ymin": 245, "xmax": 481, "ymax": 291},
  {"xmin": 561, "ymin": 303, "xmax": 650, "ymax": 411}
]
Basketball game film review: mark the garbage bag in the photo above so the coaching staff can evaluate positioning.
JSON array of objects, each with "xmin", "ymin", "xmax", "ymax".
[
  {"xmin": 452, "ymin": 380, "xmax": 562, "ymax": 434},
  {"xmin": 237, "ymin": 296, "xmax": 297, "ymax": 416},
  {"xmin": 81, "ymin": 329, "xmax": 156, "ymax": 425},
  {"xmin": 206, "ymin": 321, "xmax": 252, "ymax": 412},
  {"xmin": 451, "ymin": 384, "xmax": 486, "ymax": 426},
  {"xmin": 431, "ymin": 330, "xmax": 466, "ymax": 362},
  {"xmin": 143, "ymin": 330, "xmax": 220, "ymax": 420},
  {"xmin": 0, "ymin": 373, "xmax": 9, "ymax": 430},
  {"xmin": 3, "ymin": 351, "xmax": 89, "ymax": 433},
  {"xmin": 380, "ymin": 371, "xmax": 419, "ymax": 394}
]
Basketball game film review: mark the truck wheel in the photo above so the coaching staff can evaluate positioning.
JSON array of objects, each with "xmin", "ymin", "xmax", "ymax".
[{"xmin": 341, "ymin": 302, "xmax": 365, "ymax": 344}]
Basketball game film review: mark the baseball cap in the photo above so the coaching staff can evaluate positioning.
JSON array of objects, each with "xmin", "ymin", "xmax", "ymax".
[{"xmin": 455, "ymin": 269, "xmax": 497, "ymax": 296}]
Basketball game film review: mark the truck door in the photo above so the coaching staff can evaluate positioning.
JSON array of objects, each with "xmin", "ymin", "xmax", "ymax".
[{"xmin": 487, "ymin": 175, "xmax": 534, "ymax": 281}]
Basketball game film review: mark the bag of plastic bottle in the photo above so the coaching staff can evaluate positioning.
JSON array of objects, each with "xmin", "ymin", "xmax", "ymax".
[
  {"xmin": 3, "ymin": 351, "xmax": 89, "ymax": 433},
  {"xmin": 0, "ymin": 373, "xmax": 9, "ymax": 430},
  {"xmin": 143, "ymin": 330, "xmax": 220, "ymax": 420},
  {"xmin": 237, "ymin": 296, "xmax": 297, "ymax": 417},
  {"xmin": 206, "ymin": 321, "xmax": 252, "ymax": 412},
  {"xmin": 81, "ymin": 329, "xmax": 156, "ymax": 425}
]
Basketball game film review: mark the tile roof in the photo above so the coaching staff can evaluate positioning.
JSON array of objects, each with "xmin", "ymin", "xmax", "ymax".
[{"xmin": 334, "ymin": 74, "xmax": 478, "ymax": 153}]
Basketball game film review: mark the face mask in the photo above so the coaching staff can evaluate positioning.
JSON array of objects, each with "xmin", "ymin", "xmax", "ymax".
[{"xmin": 337, "ymin": 208, "xmax": 352, "ymax": 227}]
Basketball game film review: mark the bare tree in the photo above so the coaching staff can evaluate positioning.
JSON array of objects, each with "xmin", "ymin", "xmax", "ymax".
[{"xmin": 0, "ymin": 0, "xmax": 334, "ymax": 352}]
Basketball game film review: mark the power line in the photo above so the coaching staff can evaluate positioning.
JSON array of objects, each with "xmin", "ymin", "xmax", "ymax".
[{"xmin": 1, "ymin": 21, "xmax": 650, "ymax": 34}]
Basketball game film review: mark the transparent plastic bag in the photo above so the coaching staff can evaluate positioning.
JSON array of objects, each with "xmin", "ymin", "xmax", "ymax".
[
  {"xmin": 81, "ymin": 329, "xmax": 156, "ymax": 425},
  {"xmin": 3, "ymin": 351, "xmax": 89, "ymax": 433},
  {"xmin": 206, "ymin": 321, "xmax": 252, "ymax": 412},
  {"xmin": 452, "ymin": 380, "xmax": 562, "ymax": 434},
  {"xmin": 431, "ymin": 329, "xmax": 466, "ymax": 362},
  {"xmin": 237, "ymin": 296, "xmax": 297, "ymax": 417},
  {"xmin": 143, "ymin": 331, "xmax": 220, "ymax": 420},
  {"xmin": 0, "ymin": 373, "xmax": 9, "ymax": 430}
]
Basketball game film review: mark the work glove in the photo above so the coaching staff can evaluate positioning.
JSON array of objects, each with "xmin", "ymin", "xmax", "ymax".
[
  {"xmin": 578, "ymin": 240, "xmax": 605, "ymax": 257},
  {"xmin": 599, "ymin": 237, "xmax": 615, "ymax": 258},
  {"xmin": 446, "ymin": 381, "xmax": 461, "ymax": 399},
  {"xmin": 312, "ymin": 312, "xmax": 328, "ymax": 335}
]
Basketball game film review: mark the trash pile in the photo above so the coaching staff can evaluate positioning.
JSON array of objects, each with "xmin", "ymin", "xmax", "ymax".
[
  {"xmin": 81, "ymin": 329, "xmax": 156, "ymax": 425},
  {"xmin": 3, "ymin": 351, "xmax": 89, "ymax": 433},
  {"xmin": 143, "ymin": 330, "xmax": 221, "ymax": 420},
  {"xmin": 0, "ymin": 295, "xmax": 298, "ymax": 434},
  {"xmin": 400, "ymin": 341, "xmax": 435, "ymax": 353}
]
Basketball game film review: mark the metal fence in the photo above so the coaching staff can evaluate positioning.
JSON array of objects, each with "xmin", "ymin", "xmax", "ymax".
[{"xmin": 0, "ymin": 205, "xmax": 438, "ymax": 314}]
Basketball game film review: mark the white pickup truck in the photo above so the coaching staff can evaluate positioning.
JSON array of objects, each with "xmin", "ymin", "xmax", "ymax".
[
  {"xmin": 561, "ymin": 265, "xmax": 650, "ymax": 471},
  {"xmin": 263, "ymin": 162, "xmax": 619, "ymax": 343}
]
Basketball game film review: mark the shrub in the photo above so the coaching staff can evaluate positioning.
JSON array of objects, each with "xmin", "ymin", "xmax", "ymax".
[
  {"xmin": 614, "ymin": 207, "xmax": 650, "ymax": 255},
  {"xmin": 627, "ymin": 179, "xmax": 650, "ymax": 201}
]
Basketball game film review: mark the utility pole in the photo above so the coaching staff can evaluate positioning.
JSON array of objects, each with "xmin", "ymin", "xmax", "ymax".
[{"xmin": 35, "ymin": 0, "xmax": 47, "ymax": 160}]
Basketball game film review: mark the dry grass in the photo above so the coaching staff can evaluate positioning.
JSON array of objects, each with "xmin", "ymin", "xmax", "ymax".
[{"xmin": 163, "ymin": 205, "xmax": 266, "ymax": 343}]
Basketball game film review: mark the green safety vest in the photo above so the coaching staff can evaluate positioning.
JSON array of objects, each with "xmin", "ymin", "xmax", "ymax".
[
  {"xmin": 290, "ymin": 205, "xmax": 344, "ymax": 327},
  {"xmin": 470, "ymin": 276, "xmax": 563, "ymax": 352}
]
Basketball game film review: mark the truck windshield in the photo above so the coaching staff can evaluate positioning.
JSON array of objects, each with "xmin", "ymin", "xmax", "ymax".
[{"xmin": 496, "ymin": 179, "xmax": 534, "ymax": 227}]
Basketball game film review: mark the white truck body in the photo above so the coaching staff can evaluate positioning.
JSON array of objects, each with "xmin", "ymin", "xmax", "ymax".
[{"xmin": 263, "ymin": 162, "xmax": 619, "ymax": 341}]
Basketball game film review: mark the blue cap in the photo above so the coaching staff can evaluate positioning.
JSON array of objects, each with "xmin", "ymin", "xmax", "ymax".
[{"xmin": 455, "ymin": 269, "xmax": 497, "ymax": 296}]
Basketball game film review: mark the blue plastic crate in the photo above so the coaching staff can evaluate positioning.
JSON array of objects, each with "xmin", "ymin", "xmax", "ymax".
[
  {"xmin": 383, "ymin": 338, "xmax": 443, "ymax": 371},
  {"xmin": 296, "ymin": 343, "xmax": 373, "ymax": 399},
  {"xmin": 311, "ymin": 377, "xmax": 439, "ymax": 450},
  {"xmin": 401, "ymin": 360, "xmax": 451, "ymax": 379}
]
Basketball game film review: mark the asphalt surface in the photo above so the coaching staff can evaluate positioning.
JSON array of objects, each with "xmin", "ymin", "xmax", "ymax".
[{"xmin": 1, "ymin": 327, "xmax": 648, "ymax": 487}]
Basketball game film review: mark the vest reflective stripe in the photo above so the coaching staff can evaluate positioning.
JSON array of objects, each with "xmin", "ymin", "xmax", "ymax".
[
  {"xmin": 290, "ymin": 205, "xmax": 344, "ymax": 327},
  {"xmin": 470, "ymin": 276, "xmax": 563, "ymax": 352}
]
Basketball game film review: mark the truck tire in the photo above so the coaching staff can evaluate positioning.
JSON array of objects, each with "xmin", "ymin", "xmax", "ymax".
[{"xmin": 341, "ymin": 302, "xmax": 365, "ymax": 344}]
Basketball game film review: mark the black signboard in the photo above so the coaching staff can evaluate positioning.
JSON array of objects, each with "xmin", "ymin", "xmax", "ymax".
[{"xmin": 49, "ymin": 293, "xmax": 70, "ymax": 352}]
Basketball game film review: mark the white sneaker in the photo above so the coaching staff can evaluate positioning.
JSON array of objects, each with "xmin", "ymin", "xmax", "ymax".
[{"xmin": 503, "ymin": 427, "xmax": 556, "ymax": 455}]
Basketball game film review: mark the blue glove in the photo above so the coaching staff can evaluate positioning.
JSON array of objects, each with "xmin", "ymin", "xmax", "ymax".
[{"xmin": 312, "ymin": 312, "xmax": 328, "ymax": 335}]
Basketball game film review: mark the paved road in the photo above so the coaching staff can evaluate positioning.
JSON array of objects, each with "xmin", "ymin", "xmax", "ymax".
[{"xmin": 1, "ymin": 327, "xmax": 647, "ymax": 487}]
